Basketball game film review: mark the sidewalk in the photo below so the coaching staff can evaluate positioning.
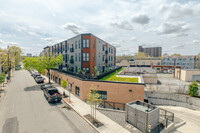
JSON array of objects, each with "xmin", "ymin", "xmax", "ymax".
[{"xmin": 43, "ymin": 76, "xmax": 130, "ymax": 133}]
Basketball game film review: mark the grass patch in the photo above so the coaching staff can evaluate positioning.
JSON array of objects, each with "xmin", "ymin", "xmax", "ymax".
[{"xmin": 100, "ymin": 68, "xmax": 138, "ymax": 83}]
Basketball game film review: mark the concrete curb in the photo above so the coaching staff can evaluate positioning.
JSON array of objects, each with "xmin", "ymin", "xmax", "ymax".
[
  {"xmin": 174, "ymin": 121, "xmax": 186, "ymax": 129},
  {"xmin": 62, "ymin": 99, "xmax": 101, "ymax": 133}
]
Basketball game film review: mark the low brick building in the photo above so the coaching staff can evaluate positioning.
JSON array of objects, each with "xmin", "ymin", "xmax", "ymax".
[{"xmin": 47, "ymin": 69, "xmax": 144, "ymax": 105}]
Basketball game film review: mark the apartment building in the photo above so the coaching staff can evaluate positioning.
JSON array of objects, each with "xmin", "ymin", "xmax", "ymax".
[
  {"xmin": 44, "ymin": 33, "xmax": 116, "ymax": 76},
  {"xmin": 138, "ymin": 46, "xmax": 162, "ymax": 57},
  {"xmin": 162, "ymin": 56, "xmax": 198, "ymax": 69}
]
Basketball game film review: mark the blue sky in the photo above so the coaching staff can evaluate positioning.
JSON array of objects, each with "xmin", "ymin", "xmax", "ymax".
[{"xmin": 0, "ymin": 0, "xmax": 200, "ymax": 56}]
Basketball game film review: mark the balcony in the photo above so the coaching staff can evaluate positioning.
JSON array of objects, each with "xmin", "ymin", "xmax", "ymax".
[
  {"xmin": 70, "ymin": 59, "xmax": 74, "ymax": 64},
  {"xmin": 70, "ymin": 48, "xmax": 74, "ymax": 52}
]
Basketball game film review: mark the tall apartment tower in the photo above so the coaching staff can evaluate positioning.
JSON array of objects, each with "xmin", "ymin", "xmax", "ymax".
[
  {"xmin": 138, "ymin": 46, "xmax": 162, "ymax": 57},
  {"xmin": 45, "ymin": 33, "xmax": 116, "ymax": 76}
]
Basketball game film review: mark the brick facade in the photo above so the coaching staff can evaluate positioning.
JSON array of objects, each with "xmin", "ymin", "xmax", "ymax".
[{"xmin": 47, "ymin": 69, "xmax": 144, "ymax": 104}]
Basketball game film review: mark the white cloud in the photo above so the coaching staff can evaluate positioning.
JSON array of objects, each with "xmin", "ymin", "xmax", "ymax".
[
  {"xmin": 62, "ymin": 23, "xmax": 82, "ymax": 34},
  {"xmin": 132, "ymin": 14, "xmax": 150, "ymax": 25},
  {"xmin": 159, "ymin": 2, "xmax": 200, "ymax": 20},
  {"xmin": 110, "ymin": 21, "xmax": 133, "ymax": 31},
  {"xmin": 130, "ymin": 37, "xmax": 137, "ymax": 41},
  {"xmin": 192, "ymin": 40, "xmax": 200, "ymax": 44},
  {"xmin": 156, "ymin": 21, "xmax": 190, "ymax": 37}
]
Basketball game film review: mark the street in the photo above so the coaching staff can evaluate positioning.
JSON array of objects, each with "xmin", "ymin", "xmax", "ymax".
[
  {"xmin": 0, "ymin": 69, "xmax": 97, "ymax": 133},
  {"xmin": 159, "ymin": 106, "xmax": 200, "ymax": 133}
]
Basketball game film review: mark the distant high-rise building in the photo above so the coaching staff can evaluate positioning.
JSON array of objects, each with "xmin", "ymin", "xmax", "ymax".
[
  {"xmin": 138, "ymin": 46, "xmax": 162, "ymax": 57},
  {"xmin": 26, "ymin": 53, "xmax": 32, "ymax": 57}
]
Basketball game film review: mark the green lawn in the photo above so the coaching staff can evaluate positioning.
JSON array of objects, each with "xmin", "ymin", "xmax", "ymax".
[{"xmin": 100, "ymin": 68, "xmax": 139, "ymax": 83}]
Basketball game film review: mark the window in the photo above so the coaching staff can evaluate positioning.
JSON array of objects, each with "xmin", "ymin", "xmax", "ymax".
[
  {"xmin": 75, "ymin": 53, "xmax": 77, "ymax": 61},
  {"xmin": 109, "ymin": 56, "xmax": 110, "ymax": 61},
  {"xmin": 78, "ymin": 40, "xmax": 81, "ymax": 48},
  {"xmin": 83, "ymin": 67, "xmax": 89, "ymax": 72},
  {"xmin": 102, "ymin": 55, "xmax": 105, "ymax": 61},
  {"xmin": 75, "ymin": 41, "xmax": 77, "ymax": 49},
  {"xmin": 109, "ymin": 47, "xmax": 110, "ymax": 53},
  {"xmin": 75, "ymin": 86, "xmax": 80, "ymax": 96},
  {"xmin": 83, "ymin": 39, "xmax": 89, "ymax": 48},
  {"xmin": 75, "ymin": 66, "xmax": 77, "ymax": 73},
  {"xmin": 111, "ymin": 48, "xmax": 113, "ymax": 54},
  {"xmin": 102, "ymin": 45, "xmax": 104, "ymax": 51},
  {"xmin": 93, "ymin": 53, "xmax": 95, "ymax": 62},
  {"xmin": 92, "ymin": 90, "xmax": 107, "ymax": 100},
  {"xmin": 93, "ymin": 40, "xmax": 95, "ymax": 48},
  {"xmin": 79, "ymin": 53, "xmax": 81, "ymax": 61},
  {"xmin": 83, "ymin": 53, "xmax": 89, "ymax": 61}
]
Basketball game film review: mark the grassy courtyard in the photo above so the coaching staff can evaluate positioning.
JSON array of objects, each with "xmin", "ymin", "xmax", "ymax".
[{"xmin": 100, "ymin": 68, "xmax": 139, "ymax": 83}]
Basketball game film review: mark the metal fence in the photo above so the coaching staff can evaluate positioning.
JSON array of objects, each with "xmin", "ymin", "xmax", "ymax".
[
  {"xmin": 151, "ymin": 108, "xmax": 174, "ymax": 133},
  {"xmin": 98, "ymin": 100, "xmax": 126, "ymax": 111}
]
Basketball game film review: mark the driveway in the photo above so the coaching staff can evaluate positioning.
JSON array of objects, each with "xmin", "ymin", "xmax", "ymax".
[{"xmin": 159, "ymin": 106, "xmax": 200, "ymax": 133}]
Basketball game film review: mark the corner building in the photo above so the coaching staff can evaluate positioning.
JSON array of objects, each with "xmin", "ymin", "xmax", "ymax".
[{"xmin": 48, "ymin": 33, "xmax": 116, "ymax": 76}]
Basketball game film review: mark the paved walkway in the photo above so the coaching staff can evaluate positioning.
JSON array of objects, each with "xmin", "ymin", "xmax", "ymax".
[{"xmin": 43, "ymin": 76, "xmax": 130, "ymax": 133}]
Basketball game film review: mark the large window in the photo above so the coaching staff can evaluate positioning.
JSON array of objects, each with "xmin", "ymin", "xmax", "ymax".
[
  {"xmin": 75, "ymin": 86, "xmax": 80, "ymax": 96},
  {"xmin": 75, "ymin": 41, "xmax": 77, "ymax": 49},
  {"xmin": 83, "ymin": 39, "xmax": 89, "ymax": 48},
  {"xmin": 79, "ymin": 53, "xmax": 81, "ymax": 61},
  {"xmin": 75, "ymin": 53, "xmax": 77, "ymax": 61},
  {"xmin": 83, "ymin": 67, "xmax": 89, "ymax": 72},
  {"xmin": 92, "ymin": 90, "xmax": 107, "ymax": 100},
  {"xmin": 93, "ymin": 40, "xmax": 95, "ymax": 48},
  {"xmin": 78, "ymin": 40, "xmax": 81, "ymax": 48},
  {"xmin": 83, "ymin": 53, "xmax": 89, "ymax": 61},
  {"xmin": 102, "ymin": 55, "xmax": 105, "ymax": 61}
]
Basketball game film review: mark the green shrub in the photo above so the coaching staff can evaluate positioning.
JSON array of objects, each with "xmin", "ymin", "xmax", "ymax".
[
  {"xmin": 100, "ymin": 68, "xmax": 138, "ymax": 83},
  {"xmin": 0, "ymin": 73, "xmax": 6, "ymax": 84},
  {"xmin": 188, "ymin": 81, "xmax": 199, "ymax": 97}
]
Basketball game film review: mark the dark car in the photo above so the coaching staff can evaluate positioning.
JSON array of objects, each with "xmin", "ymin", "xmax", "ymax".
[
  {"xmin": 35, "ymin": 76, "xmax": 44, "ymax": 83},
  {"xmin": 41, "ymin": 83, "xmax": 53, "ymax": 90},
  {"xmin": 44, "ymin": 88, "xmax": 62, "ymax": 103}
]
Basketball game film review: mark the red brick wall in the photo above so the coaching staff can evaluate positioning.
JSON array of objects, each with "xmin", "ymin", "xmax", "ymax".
[{"xmin": 47, "ymin": 70, "xmax": 144, "ymax": 104}]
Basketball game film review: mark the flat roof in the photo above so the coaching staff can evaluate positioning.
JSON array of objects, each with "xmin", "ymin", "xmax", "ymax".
[
  {"xmin": 127, "ymin": 100, "xmax": 157, "ymax": 112},
  {"xmin": 130, "ymin": 104, "xmax": 153, "ymax": 112}
]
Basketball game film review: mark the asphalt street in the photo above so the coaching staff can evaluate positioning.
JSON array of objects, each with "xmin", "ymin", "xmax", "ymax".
[{"xmin": 0, "ymin": 69, "xmax": 97, "ymax": 133}]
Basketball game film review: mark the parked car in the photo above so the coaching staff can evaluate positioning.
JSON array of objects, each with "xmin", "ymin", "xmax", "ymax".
[
  {"xmin": 33, "ymin": 73, "xmax": 41, "ymax": 78},
  {"xmin": 41, "ymin": 83, "xmax": 53, "ymax": 90},
  {"xmin": 35, "ymin": 76, "xmax": 44, "ymax": 83},
  {"xmin": 44, "ymin": 88, "xmax": 62, "ymax": 103}
]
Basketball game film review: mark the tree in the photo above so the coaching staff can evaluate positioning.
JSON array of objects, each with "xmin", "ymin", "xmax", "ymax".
[
  {"xmin": 86, "ymin": 90, "xmax": 102, "ymax": 122},
  {"xmin": 171, "ymin": 53, "xmax": 181, "ymax": 57},
  {"xmin": 188, "ymin": 81, "xmax": 199, "ymax": 97},
  {"xmin": 134, "ymin": 52, "xmax": 148, "ymax": 59},
  {"xmin": 92, "ymin": 66, "xmax": 97, "ymax": 76},
  {"xmin": 23, "ymin": 53, "xmax": 63, "ymax": 83},
  {"xmin": 163, "ymin": 53, "xmax": 169, "ymax": 57},
  {"xmin": 0, "ymin": 73, "xmax": 6, "ymax": 84},
  {"xmin": 0, "ymin": 46, "xmax": 22, "ymax": 72},
  {"xmin": 61, "ymin": 78, "xmax": 67, "ymax": 89}
]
